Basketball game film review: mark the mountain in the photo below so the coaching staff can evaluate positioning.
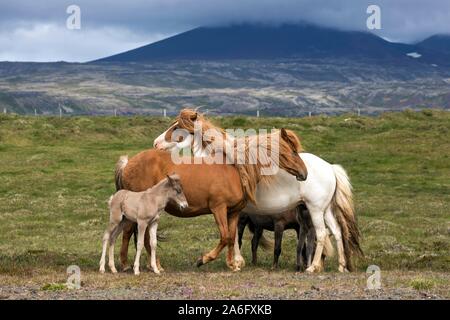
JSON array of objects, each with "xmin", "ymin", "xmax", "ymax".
[
  {"xmin": 417, "ymin": 34, "xmax": 450, "ymax": 53},
  {"xmin": 2, "ymin": 24, "xmax": 450, "ymax": 116},
  {"xmin": 94, "ymin": 23, "xmax": 449, "ymax": 66}
]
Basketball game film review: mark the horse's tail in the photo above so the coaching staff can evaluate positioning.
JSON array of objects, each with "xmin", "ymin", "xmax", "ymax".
[
  {"xmin": 247, "ymin": 221, "xmax": 272, "ymax": 251},
  {"xmin": 331, "ymin": 164, "xmax": 363, "ymax": 271},
  {"xmin": 115, "ymin": 155, "xmax": 128, "ymax": 191}
]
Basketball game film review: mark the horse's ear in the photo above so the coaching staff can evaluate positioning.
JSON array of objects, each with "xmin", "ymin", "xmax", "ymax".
[
  {"xmin": 166, "ymin": 174, "xmax": 173, "ymax": 185},
  {"xmin": 280, "ymin": 128, "xmax": 299, "ymax": 152},
  {"xmin": 280, "ymin": 128, "xmax": 289, "ymax": 142}
]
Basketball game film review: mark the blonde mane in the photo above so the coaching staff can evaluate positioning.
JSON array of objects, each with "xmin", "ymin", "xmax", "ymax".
[{"xmin": 176, "ymin": 108, "xmax": 304, "ymax": 204}]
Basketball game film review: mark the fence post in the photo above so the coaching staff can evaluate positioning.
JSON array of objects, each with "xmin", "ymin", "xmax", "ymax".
[
  {"xmin": 3, "ymin": 108, "xmax": 6, "ymax": 114},
  {"xmin": 357, "ymin": 108, "xmax": 361, "ymax": 116},
  {"xmin": 256, "ymin": 109, "xmax": 260, "ymax": 118},
  {"xmin": 35, "ymin": 109, "xmax": 37, "ymax": 116},
  {"xmin": 59, "ymin": 105, "xmax": 62, "ymax": 119},
  {"xmin": 114, "ymin": 109, "xmax": 117, "ymax": 117},
  {"xmin": 163, "ymin": 108, "xmax": 167, "ymax": 118},
  {"xmin": 308, "ymin": 111, "xmax": 312, "ymax": 117}
]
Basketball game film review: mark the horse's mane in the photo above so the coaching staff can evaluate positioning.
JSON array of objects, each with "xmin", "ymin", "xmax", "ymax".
[{"xmin": 176, "ymin": 108, "xmax": 303, "ymax": 204}]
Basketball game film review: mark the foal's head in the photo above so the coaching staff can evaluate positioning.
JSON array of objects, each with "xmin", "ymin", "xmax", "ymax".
[{"xmin": 164, "ymin": 174, "xmax": 188, "ymax": 210}]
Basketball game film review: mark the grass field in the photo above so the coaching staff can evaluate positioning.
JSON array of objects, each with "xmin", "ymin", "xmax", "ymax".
[{"xmin": 0, "ymin": 110, "xmax": 449, "ymax": 299}]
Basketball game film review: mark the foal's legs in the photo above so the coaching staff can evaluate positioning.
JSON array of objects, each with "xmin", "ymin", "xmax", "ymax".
[
  {"xmin": 100, "ymin": 222, "xmax": 117, "ymax": 273},
  {"xmin": 148, "ymin": 220, "xmax": 160, "ymax": 274},
  {"xmin": 133, "ymin": 220, "xmax": 148, "ymax": 275},
  {"xmin": 197, "ymin": 204, "xmax": 230, "ymax": 268},
  {"xmin": 251, "ymin": 226, "xmax": 263, "ymax": 265},
  {"xmin": 144, "ymin": 227, "xmax": 164, "ymax": 272},
  {"xmin": 237, "ymin": 214, "xmax": 248, "ymax": 249},
  {"xmin": 120, "ymin": 220, "xmax": 134, "ymax": 271},
  {"xmin": 120, "ymin": 223, "xmax": 160, "ymax": 272},
  {"xmin": 296, "ymin": 225, "xmax": 307, "ymax": 271},
  {"xmin": 324, "ymin": 208, "xmax": 347, "ymax": 272},
  {"xmin": 306, "ymin": 207, "xmax": 327, "ymax": 273},
  {"xmin": 272, "ymin": 223, "xmax": 284, "ymax": 269},
  {"xmin": 108, "ymin": 219, "xmax": 126, "ymax": 273}
]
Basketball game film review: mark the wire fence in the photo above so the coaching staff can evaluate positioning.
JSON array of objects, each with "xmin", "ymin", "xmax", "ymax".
[{"xmin": 2, "ymin": 106, "xmax": 448, "ymax": 118}]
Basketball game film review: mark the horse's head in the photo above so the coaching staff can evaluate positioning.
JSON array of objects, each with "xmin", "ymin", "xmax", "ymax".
[
  {"xmin": 166, "ymin": 173, "xmax": 188, "ymax": 210},
  {"xmin": 278, "ymin": 128, "xmax": 308, "ymax": 181},
  {"xmin": 153, "ymin": 109, "xmax": 200, "ymax": 152},
  {"xmin": 153, "ymin": 109, "xmax": 224, "ymax": 157},
  {"xmin": 153, "ymin": 120, "xmax": 194, "ymax": 152}
]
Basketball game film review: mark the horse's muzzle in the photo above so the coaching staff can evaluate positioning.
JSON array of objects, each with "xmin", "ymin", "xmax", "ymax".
[
  {"xmin": 296, "ymin": 173, "xmax": 307, "ymax": 181},
  {"xmin": 179, "ymin": 202, "xmax": 189, "ymax": 210}
]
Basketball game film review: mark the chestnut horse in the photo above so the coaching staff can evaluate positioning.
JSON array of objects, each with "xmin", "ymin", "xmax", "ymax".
[{"xmin": 116, "ymin": 130, "xmax": 307, "ymax": 271}]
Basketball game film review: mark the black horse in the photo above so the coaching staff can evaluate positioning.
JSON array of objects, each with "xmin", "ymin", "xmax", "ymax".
[{"xmin": 237, "ymin": 203, "xmax": 319, "ymax": 271}]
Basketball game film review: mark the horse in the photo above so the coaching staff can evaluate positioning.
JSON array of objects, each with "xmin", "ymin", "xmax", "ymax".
[
  {"xmin": 238, "ymin": 204, "xmax": 333, "ymax": 271},
  {"xmin": 153, "ymin": 109, "xmax": 363, "ymax": 272},
  {"xmin": 116, "ymin": 129, "xmax": 307, "ymax": 271},
  {"xmin": 99, "ymin": 174, "xmax": 188, "ymax": 275}
]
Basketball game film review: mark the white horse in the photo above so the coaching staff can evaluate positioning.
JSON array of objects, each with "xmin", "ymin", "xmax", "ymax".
[{"xmin": 153, "ymin": 111, "xmax": 362, "ymax": 272}]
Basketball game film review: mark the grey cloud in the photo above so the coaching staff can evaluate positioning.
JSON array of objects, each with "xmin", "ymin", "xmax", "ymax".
[{"xmin": 0, "ymin": 0, "xmax": 449, "ymax": 61}]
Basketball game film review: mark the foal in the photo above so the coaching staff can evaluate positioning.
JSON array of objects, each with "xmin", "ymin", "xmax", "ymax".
[
  {"xmin": 99, "ymin": 174, "xmax": 188, "ymax": 275},
  {"xmin": 238, "ymin": 204, "xmax": 332, "ymax": 270}
]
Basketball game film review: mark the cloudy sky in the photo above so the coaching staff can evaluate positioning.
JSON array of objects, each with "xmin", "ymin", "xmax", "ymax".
[{"xmin": 1, "ymin": 0, "xmax": 449, "ymax": 62}]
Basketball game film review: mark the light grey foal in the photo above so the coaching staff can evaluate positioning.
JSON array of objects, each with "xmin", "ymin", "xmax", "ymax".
[{"xmin": 99, "ymin": 174, "xmax": 188, "ymax": 275}]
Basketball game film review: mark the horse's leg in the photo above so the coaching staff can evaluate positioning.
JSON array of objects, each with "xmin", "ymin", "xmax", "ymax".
[
  {"xmin": 301, "ymin": 208, "xmax": 317, "ymax": 268},
  {"xmin": 100, "ymin": 222, "xmax": 116, "ymax": 273},
  {"xmin": 305, "ymin": 207, "xmax": 327, "ymax": 273},
  {"xmin": 133, "ymin": 221, "xmax": 147, "ymax": 276},
  {"xmin": 108, "ymin": 219, "xmax": 126, "ymax": 274},
  {"xmin": 237, "ymin": 214, "xmax": 247, "ymax": 249},
  {"xmin": 272, "ymin": 223, "xmax": 284, "ymax": 269},
  {"xmin": 324, "ymin": 207, "xmax": 347, "ymax": 272},
  {"xmin": 296, "ymin": 225, "xmax": 307, "ymax": 272},
  {"xmin": 251, "ymin": 226, "xmax": 263, "ymax": 265},
  {"xmin": 144, "ymin": 226, "xmax": 164, "ymax": 272},
  {"xmin": 120, "ymin": 221, "xmax": 134, "ymax": 271},
  {"xmin": 226, "ymin": 211, "xmax": 241, "ymax": 271},
  {"xmin": 233, "ymin": 215, "xmax": 246, "ymax": 269},
  {"xmin": 305, "ymin": 226, "xmax": 316, "ymax": 268},
  {"xmin": 148, "ymin": 221, "xmax": 160, "ymax": 274},
  {"xmin": 197, "ymin": 204, "xmax": 229, "ymax": 267},
  {"xmin": 233, "ymin": 231, "xmax": 246, "ymax": 269}
]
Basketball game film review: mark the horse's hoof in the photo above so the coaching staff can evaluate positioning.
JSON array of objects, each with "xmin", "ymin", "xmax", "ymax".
[
  {"xmin": 338, "ymin": 265, "xmax": 349, "ymax": 273},
  {"xmin": 122, "ymin": 265, "xmax": 131, "ymax": 272},
  {"xmin": 110, "ymin": 267, "xmax": 118, "ymax": 274},
  {"xmin": 234, "ymin": 257, "xmax": 245, "ymax": 269},
  {"xmin": 99, "ymin": 268, "xmax": 105, "ymax": 274},
  {"xmin": 306, "ymin": 266, "xmax": 316, "ymax": 273},
  {"xmin": 196, "ymin": 257, "xmax": 204, "ymax": 267}
]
